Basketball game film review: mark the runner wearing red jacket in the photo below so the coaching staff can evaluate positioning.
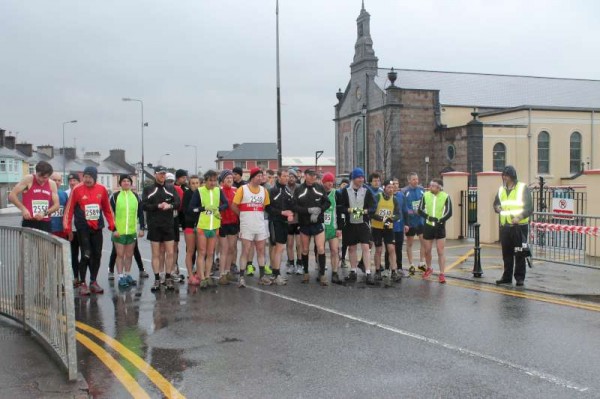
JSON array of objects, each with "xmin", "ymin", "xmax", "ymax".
[{"xmin": 64, "ymin": 166, "xmax": 115, "ymax": 295}]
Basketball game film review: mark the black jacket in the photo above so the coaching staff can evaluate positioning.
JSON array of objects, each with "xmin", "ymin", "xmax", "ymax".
[
  {"xmin": 142, "ymin": 182, "xmax": 180, "ymax": 228},
  {"xmin": 293, "ymin": 183, "xmax": 330, "ymax": 226},
  {"xmin": 267, "ymin": 181, "xmax": 294, "ymax": 223}
]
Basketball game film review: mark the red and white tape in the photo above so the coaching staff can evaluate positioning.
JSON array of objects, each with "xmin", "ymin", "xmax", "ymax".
[{"xmin": 530, "ymin": 222, "xmax": 599, "ymax": 237}]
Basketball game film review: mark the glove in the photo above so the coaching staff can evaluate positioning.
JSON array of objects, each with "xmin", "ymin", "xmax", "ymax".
[
  {"xmin": 308, "ymin": 207, "xmax": 321, "ymax": 215},
  {"xmin": 310, "ymin": 214, "xmax": 319, "ymax": 223},
  {"xmin": 206, "ymin": 205, "xmax": 219, "ymax": 212},
  {"xmin": 427, "ymin": 216, "xmax": 439, "ymax": 223},
  {"xmin": 351, "ymin": 207, "xmax": 364, "ymax": 218},
  {"xmin": 384, "ymin": 218, "xmax": 394, "ymax": 229}
]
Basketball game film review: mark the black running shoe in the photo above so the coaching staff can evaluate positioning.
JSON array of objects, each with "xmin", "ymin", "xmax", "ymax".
[{"xmin": 345, "ymin": 271, "xmax": 357, "ymax": 282}]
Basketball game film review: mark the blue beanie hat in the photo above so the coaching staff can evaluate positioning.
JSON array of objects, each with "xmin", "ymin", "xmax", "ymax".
[
  {"xmin": 351, "ymin": 167, "xmax": 365, "ymax": 179},
  {"xmin": 219, "ymin": 169, "xmax": 233, "ymax": 183},
  {"xmin": 83, "ymin": 166, "xmax": 98, "ymax": 181}
]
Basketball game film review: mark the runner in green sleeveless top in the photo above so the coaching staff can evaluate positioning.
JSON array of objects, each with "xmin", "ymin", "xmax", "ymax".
[{"xmin": 322, "ymin": 173, "xmax": 343, "ymax": 284}]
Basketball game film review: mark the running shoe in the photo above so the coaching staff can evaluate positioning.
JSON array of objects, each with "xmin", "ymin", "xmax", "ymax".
[
  {"xmin": 295, "ymin": 264, "xmax": 303, "ymax": 276},
  {"xmin": 79, "ymin": 282, "xmax": 90, "ymax": 296},
  {"xmin": 391, "ymin": 270, "xmax": 401, "ymax": 282},
  {"xmin": 118, "ymin": 276, "xmax": 129, "ymax": 288},
  {"xmin": 218, "ymin": 275, "xmax": 230, "ymax": 285},
  {"xmin": 331, "ymin": 273, "xmax": 342, "ymax": 285},
  {"xmin": 301, "ymin": 273, "xmax": 310, "ymax": 284},
  {"xmin": 231, "ymin": 264, "xmax": 239, "ymax": 275},
  {"xmin": 319, "ymin": 275, "xmax": 329, "ymax": 286},
  {"xmin": 365, "ymin": 274, "xmax": 376, "ymax": 285},
  {"xmin": 151, "ymin": 280, "xmax": 161, "ymax": 292},
  {"xmin": 345, "ymin": 271, "xmax": 357, "ymax": 282},
  {"xmin": 286, "ymin": 262, "xmax": 295, "ymax": 274},
  {"xmin": 439, "ymin": 273, "xmax": 446, "ymax": 284},
  {"xmin": 422, "ymin": 268, "xmax": 433, "ymax": 279},
  {"xmin": 89, "ymin": 281, "xmax": 104, "ymax": 294},
  {"xmin": 108, "ymin": 272, "xmax": 115, "ymax": 281},
  {"xmin": 259, "ymin": 275, "xmax": 273, "ymax": 286},
  {"xmin": 207, "ymin": 277, "xmax": 217, "ymax": 287},
  {"xmin": 200, "ymin": 279, "xmax": 209, "ymax": 289},
  {"xmin": 246, "ymin": 265, "xmax": 255, "ymax": 276},
  {"xmin": 375, "ymin": 270, "xmax": 382, "ymax": 281},
  {"xmin": 126, "ymin": 275, "xmax": 137, "ymax": 286},
  {"xmin": 272, "ymin": 275, "xmax": 287, "ymax": 286},
  {"xmin": 408, "ymin": 265, "xmax": 416, "ymax": 275},
  {"xmin": 189, "ymin": 275, "xmax": 201, "ymax": 286},
  {"xmin": 418, "ymin": 263, "xmax": 427, "ymax": 273},
  {"xmin": 139, "ymin": 270, "xmax": 150, "ymax": 278},
  {"xmin": 264, "ymin": 265, "xmax": 273, "ymax": 275},
  {"xmin": 226, "ymin": 272, "xmax": 237, "ymax": 282},
  {"xmin": 238, "ymin": 276, "xmax": 246, "ymax": 288},
  {"xmin": 73, "ymin": 279, "xmax": 80, "ymax": 288},
  {"xmin": 165, "ymin": 277, "xmax": 175, "ymax": 290}
]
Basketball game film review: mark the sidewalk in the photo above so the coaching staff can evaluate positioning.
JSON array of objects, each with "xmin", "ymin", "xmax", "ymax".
[
  {"xmin": 443, "ymin": 239, "xmax": 600, "ymax": 299},
  {"xmin": 0, "ymin": 318, "xmax": 89, "ymax": 399}
]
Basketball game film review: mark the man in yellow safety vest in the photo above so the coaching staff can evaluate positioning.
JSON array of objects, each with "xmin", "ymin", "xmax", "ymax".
[{"xmin": 493, "ymin": 165, "xmax": 533, "ymax": 287}]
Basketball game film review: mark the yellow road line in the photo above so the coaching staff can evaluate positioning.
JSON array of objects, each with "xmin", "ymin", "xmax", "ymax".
[
  {"xmin": 445, "ymin": 249, "xmax": 474, "ymax": 272},
  {"xmin": 76, "ymin": 322, "xmax": 186, "ymax": 399},
  {"xmin": 444, "ymin": 244, "xmax": 473, "ymax": 249},
  {"xmin": 76, "ymin": 332, "xmax": 151, "ymax": 399},
  {"xmin": 447, "ymin": 280, "xmax": 600, "ymax": 312}
]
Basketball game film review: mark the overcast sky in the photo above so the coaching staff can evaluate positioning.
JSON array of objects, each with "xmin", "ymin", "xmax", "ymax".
[{"xmin": 1, "ymin": 0, "xmax": 599, "ymax": 173}]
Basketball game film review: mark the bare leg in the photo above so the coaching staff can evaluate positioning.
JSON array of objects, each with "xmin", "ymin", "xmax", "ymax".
[{"xmin": 436, "ymin": 238, "xmax": 446, "ymax": 274}]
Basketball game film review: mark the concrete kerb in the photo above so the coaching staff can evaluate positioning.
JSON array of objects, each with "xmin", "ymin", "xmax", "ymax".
[{"xmin": 0, "ymin": 206, "xmax": 19, "ymax": 215}]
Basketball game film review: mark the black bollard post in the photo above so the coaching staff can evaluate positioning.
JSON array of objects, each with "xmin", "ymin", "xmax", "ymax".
[{"xmin": 472, "ymin": 223, "xmax": 483, "ymax": 277}]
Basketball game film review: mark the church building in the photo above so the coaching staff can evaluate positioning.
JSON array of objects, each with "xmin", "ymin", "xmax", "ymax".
[{"xmin": 334, "ymin": 3, "xmax": 600, "ymax": 186}]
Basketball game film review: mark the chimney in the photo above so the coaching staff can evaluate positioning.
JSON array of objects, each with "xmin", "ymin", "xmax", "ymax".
[
  {"xmin": 64, "ymin": 147, "xmax": 76, "ymax": 160},
  {"xmin": 0, "ymin": 129, "xmax": 5, "ymax": 147},
  {"xmin": 16, "ymin": 143, "xmax": 33, "ymax": 157},
  {"xmin": 233, "ymin": 143, "xmax": 240, "ymax": 149},
  {"xmin": 83, "ymin": 151, "xmax": 101, "ymax": 164},
  {"xmin": 4, "ymin": 135, "xmax": 15, "ymax": 150},
  {"xmin": 37, "ymin": 145, "xmax": 54, "ymax": 158},
  {"xmin": 109, "ymin": 149, "xmax": 126, "ymax": 164}
]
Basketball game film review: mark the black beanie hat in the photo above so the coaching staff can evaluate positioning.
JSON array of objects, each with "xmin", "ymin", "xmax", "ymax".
[
  {"xmin": 119, "ymin": 174, "xmax": 132, "ymax": 185},
  {"xmin": 175, "ymin": 169, "xmax": 188, "ymax": 179},
  {"xmin": 83, "ymin": 166, "xmax": 98, "ymax": 182}
]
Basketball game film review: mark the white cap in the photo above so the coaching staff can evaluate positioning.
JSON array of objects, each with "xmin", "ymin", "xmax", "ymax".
[{"xmin": 166, "ymin": 173, "xmax": 175, "ymax": 181}]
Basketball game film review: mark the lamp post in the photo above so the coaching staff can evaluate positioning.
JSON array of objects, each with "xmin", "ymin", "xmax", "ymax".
[
  {"xmin": 425, "ymin": 156, "xmax": 430, "ymax": 185},
  {"xmin": 122, "ymin": 97, "xmax": 145, "ymax": 190},
  {"xmin": 158, "ymin": 153, "xmax": 171, "ymax": 167},
  {"xmin": 62, "ymin": 120, "xmax": 77, "ymax": 186},
  {"xmin": 361, "ymin": 103, "xmax": 367, "ymax": 171},
  {"xmin": 315, "ymin": 150, "xmax": 324, "ymax": 173},
  {"xmin": 185, "ymin": 144, "xmax": 198, "ymax": 174}
]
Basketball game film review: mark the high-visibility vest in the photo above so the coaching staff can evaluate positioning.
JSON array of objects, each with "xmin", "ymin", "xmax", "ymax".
[
  {"xmin": 498, "ymin": 182, "xmax": 529, "ymax": 226},
  {"xmin": 423, "ymin": 191, "xmax": 449, "ymax": 226},
  {"xmin": 197, "ymin": 186, "xmax": 221, "ymax": 231}
]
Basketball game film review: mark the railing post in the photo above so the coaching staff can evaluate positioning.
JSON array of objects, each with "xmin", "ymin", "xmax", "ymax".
[
  {"xmin": 459, "ymin": 190, "xmax": 465, "ymax": 239},
  {"xmin": 472, "ymin": 223, "xmax": 483, "ymax": 277}
]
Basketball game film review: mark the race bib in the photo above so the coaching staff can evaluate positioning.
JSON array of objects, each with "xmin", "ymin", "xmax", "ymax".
[
  {"xmin": 324, "ymin": 213, "xmax": 331, "ymax": 225},
  {"xmin": 378, "ymin": 209, "xmax": 392, "ymax": 218},
  {"xmin": 52, "ymin": 206, "xmax": 64, "ymax": 218},
  {"xmin": 205, "ymin": 210, "xmax": 213, "ymax": 216},
  {"xmin": 84, "ymin": 204, "xmax": 101, "ymax": 221},
  {"xmin": 32, "ymin": 200, "xmax": 49, "ymax": 215},
  {"xmin": 411, "ymin": 200, "xmax": 420, "ymax": 211}
]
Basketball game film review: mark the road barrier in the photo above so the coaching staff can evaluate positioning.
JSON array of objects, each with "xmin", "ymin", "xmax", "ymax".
[
  {"xmin": 529, "ymin": 212, "xmax": 600, "ymax": 269},
  {"xmin": 0, "ymin": 226, "xmax": 78, "ymax": 381}
]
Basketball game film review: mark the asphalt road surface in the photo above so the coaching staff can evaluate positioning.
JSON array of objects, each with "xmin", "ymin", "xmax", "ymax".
[{"xmin": 2, "ymin": 214, "xmax": 599, "ymax": 398}]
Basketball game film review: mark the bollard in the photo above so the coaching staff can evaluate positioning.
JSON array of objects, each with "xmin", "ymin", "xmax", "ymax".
[{"xmin": 472, "ymin": 223, "xmax": 483, "ymax": 277}]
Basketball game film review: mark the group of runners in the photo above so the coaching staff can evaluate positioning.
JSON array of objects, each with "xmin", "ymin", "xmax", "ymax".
[{"xmin": 9, "ymin": 160, "xmax": 453, "ymax": 296}]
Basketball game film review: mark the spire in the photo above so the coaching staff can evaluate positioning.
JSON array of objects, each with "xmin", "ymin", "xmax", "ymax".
[{"xmin": 351, "ymin": 1, "xmax": 378, "ymax": 74}]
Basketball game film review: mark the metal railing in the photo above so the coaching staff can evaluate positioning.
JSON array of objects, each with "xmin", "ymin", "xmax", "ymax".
[
  {"xmin": 529, "ymin": 212, "xmax": 600, "ymax": 269},
  {"xmin": 0, "ymin": 226, "xmax": 78, "ymax": 381},
  {"xmin": 459, "ymin": 189, "xmax": 477, "ymax": 239}
]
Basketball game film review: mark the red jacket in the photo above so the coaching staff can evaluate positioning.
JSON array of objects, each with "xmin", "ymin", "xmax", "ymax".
[
  {"xmin": 64, "ymin": 183, "xmax": 115, "ymax": 233},
  {"xmin": 220, "ymin": 184, "xmax": 239, "ymax": 225}
]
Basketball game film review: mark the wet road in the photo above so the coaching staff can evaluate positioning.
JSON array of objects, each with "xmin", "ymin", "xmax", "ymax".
[{"xmin": 3, "ymin": 214, "xmax": 600, "ymax": 398}]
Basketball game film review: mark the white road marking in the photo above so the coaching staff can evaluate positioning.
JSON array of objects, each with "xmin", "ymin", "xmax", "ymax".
[{"xmin": 247, "ymin": 286, "xmax": 589, "ymax": 393}]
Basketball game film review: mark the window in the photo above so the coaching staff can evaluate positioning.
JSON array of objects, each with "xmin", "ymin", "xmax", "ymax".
[
  {"xmin": 0, "ymin": 160, "xmax": 5, "ymax": 172},
  {"xmin": 376, "ymin": 131, "xmax": 383, "ymax": 171},
  {"xmin": 234, "ymin": 161, "xmax": 244, "ymax": 169},
  {"xmin": 447, "ymin": 144, "xmax": 456, "ymax": 162},
  {"xmin": 354, "ymin": 121, "xmax": 365, "ymax": 170},
  {"xmin": 257, "ymin": 160, "xmax": 268, "ymax": 169},
  {"xmin": 537, "ymin": 131, "xmax": 550, "ymax": 174},
  {"xmin": 29, "ymin": 164, "xmax": 35, "ymax": 174},
  {"xmin": 492, "ymin": 143, "xmax": 506, "ymax": 172},
  {"xmin": 344, "ymin": 136, "xmax": 350, "ymax": 172},
  {"xmin": 570, "ymin": 131, "xmax": 582, "ymax": 174}
]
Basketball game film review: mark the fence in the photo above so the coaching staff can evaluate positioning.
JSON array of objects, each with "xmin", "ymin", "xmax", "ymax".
[
  {"xmin": 0, "ymin": 226, "xmax": 78, "ymax": 381},
  {"xmin": 459, "ymin": 189, "xmax": 477, "ymax": 239},
  {"xmin": 531, "ymin": 186, "xmax": 586, "ymax": 214},
  {"xmin": 529, "ymin": 212, "xmax": 600, "ymax": 269}
]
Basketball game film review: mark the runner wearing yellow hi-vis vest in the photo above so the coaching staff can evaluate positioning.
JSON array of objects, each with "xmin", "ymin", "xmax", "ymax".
[
  {"xmin": 418, "ymin": 178, "xmax": 452, "ymax": 284},
  {"xmin": 493, "ymin": 165, "xmax": 533, "ymax": 287}
]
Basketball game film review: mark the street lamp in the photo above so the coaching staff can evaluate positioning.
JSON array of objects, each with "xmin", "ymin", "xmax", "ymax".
[
  {"xmin": 425, "ymin": 156, "xmax": 430, "ymax": 185},
  {"xmin": 315, "ymin": 150, "xmax": 324, "ymax": 173},
  {"xmin": 158, "ymin": 153, "xmax": 171, "ymax": 167},
  {"xmin": 184, "ymin": 144, "xmax": 198, "ymax": 175},
  {"xmin": 62, "ymin": 120, "xmax": 77, "ymax": 186},
  {"xmin": 361, "ymin": 103, "xmax": 367, "ymax": 171},
  {"xmin": 122, "ymin": 97, "xmax": 145, "ymax": 190}
]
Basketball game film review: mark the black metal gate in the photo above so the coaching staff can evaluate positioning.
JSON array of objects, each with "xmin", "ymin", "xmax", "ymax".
[{"xmin": 459, "ymin": 189, "xmax": 477, "ymax": 239}]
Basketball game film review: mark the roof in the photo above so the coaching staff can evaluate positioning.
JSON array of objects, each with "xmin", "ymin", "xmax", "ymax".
[
  {"xmin": 0, "ymin": 147, "xmax": 25, "ymax": 160},
  {"xmin": 283, "ymin": 156, "xmax": 336, "ymax": 167},
  {"xmin": 374, "ymin": 68, "xmax": 600, "ymax": 109},
  {"xmin": 217, "ymin": 143, "xmax": 277, "ymax": 160},
  {"xmin": 102, "ymin": 159, "xmax": 135, "ymax": 174}
]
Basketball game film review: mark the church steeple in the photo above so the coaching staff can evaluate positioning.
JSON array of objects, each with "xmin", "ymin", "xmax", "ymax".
[{"xmin": 351, "ymin": 1, "xmax": 378, "ymax": 75}]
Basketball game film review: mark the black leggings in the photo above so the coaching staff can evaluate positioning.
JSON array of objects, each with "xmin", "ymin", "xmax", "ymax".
[
  {"xmin": 77, "ymin": 229, "xmax": 103, "ymax": 282},
  {"xmin": 70, "ymin": 233, "xmax": 80, "ymax": 279},
  {"xmin": 109, "ymin": 240, "xmax": 144, "ymax": 272}
]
